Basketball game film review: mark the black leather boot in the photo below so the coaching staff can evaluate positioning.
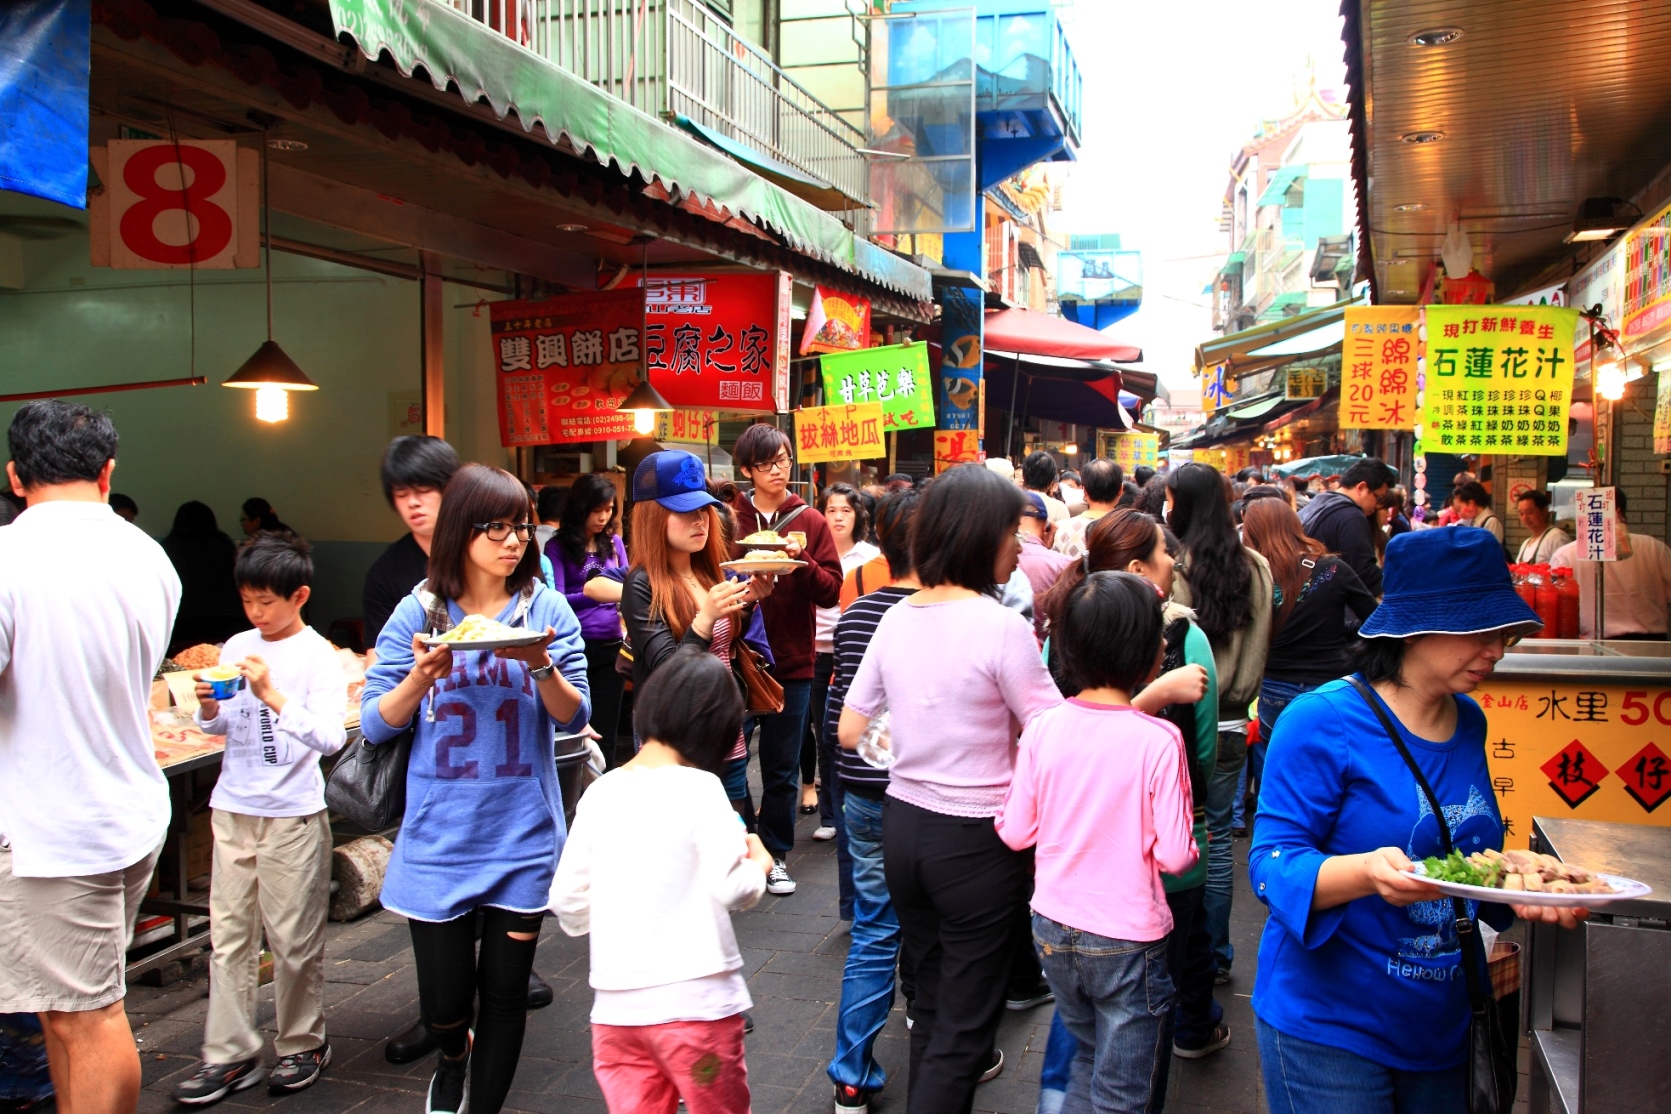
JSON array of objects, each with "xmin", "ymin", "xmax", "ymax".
[
  {"xmin": 383, "ymin": 1019, "xmax": 436, "ymax": 1065},
  {"xmin": 526, "ymin": 969, "xmax": 553, "ymax": 1010}
]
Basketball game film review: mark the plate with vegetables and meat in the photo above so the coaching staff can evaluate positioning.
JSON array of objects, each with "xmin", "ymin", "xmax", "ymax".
[{"xmin": 1405, "ymin": 848, "xmax": 1651, "ymax": 907}]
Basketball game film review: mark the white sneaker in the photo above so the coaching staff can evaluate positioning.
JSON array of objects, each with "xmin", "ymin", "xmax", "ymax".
[
  {"xmin": 812, "ymin": 826, "xmax": 837, "ymax": 841},
  {"xmin": 766, "ymin": 859, "xmax": 797, "ymax": 894}
]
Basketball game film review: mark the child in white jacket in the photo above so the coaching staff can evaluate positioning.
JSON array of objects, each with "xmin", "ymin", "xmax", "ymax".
[{"xmin": 550, "ymin": 649, "xmax": 771, "ymax": 1114}]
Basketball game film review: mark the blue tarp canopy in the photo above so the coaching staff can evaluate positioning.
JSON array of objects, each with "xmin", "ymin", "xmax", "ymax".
[{"xmin": 0, "ymin": 0, "xmax": 91, "ymax": 208}]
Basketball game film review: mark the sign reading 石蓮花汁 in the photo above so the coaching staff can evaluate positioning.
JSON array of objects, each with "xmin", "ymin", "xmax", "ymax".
[
  {"xmin": 819, "ymin": 343, "xmax": 935, "ymax": 432},
  {"xmin": 799, "ymin": 286, "xmax": 872, "ymax": 354},
  {"xmin": 491, "ymin": 290, "xmax": 644, "ymax": 446},
  {"xmin": 794, "ymin": 402, "xmax": 885, "ymax": 464},
  {"xmin": 1096, "ymin": 432, "xmax": 1159, "ymax": 472},
  {"xmin": 636, "ymin": 273, "xmax": 792, "ymax": 413},
  {"xmin": 1421, "ymin": 304, "xmax": 1578, "ymax": 455},
  {"xmin": 1473, "ymin": 678, "xmax": 1671, "ymax": 847},
  {"xmin": 1285, "ymin": 366, "xmax": 1328, "ymax": 401},
  {"xmin": 1576, "ymin": 488, "xmax": 1618, "ymax": 562},
  {"xmin": 1340, "ymin": 307, "xmax": 1422, "ymax": 429}
]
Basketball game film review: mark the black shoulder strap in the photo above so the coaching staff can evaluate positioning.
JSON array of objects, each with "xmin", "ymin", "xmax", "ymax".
[
  {"xmin": 774, "ymin": 504, "xmax": 810, "ymax": 532},
  {"xmin": 1346, "ymin": 676, "xmax": 1492, "ymax": 1011}
]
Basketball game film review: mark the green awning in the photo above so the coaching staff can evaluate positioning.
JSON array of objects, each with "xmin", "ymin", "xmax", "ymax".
[
  {"xmin": 1218, "ymin": 252, "xmax": 1246, "ymax": 275},
  {"xmin": 1194, "ymin": 294, "xmax": 1362, "ymax": 374},
  {"xmin": 1257, "ymin": 164, "xmax": 1307, "ymax": 207},
  {"xmin": 1258, "ymin": 291, "xmax": 1310, "ymax": 320},
  {"xmin": 672, "ymin": 116, "xmax": 858, "ymax": 212},
  {"xmin": 1226, "ymin": 393, "xmax": 1289, "ymax": 420},
  {"xmin": 1247, "ymin": 318, "xmax": 1344, "ymax": 358},
  {"xmin": 326, "ymin": 0, "xmax": 930, "ymax": 303}
]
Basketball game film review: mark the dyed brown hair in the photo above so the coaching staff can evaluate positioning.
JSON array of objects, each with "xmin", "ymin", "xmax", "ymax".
[
  {"xmin": 1040, "ymin": 507, "xmax": 1165, "ymax": 634},
  {"xmin": 426, "ymin": 464, "xmax": 542, "ymax": 601},
  {"xmin": 629, "ymin": 500, "xmax": 732, "ymax": 638},
  {"xmin": 1239, "ymin": 497, "xmax": 1326, "ymax": 635}
]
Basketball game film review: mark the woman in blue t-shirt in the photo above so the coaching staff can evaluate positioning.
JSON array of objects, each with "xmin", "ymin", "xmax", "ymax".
[
  {"xmin": 1251, "ymin": 528, "xmax": 1589, "ymax": 1113},
  {"xmin": 362, "ymin": 464, "xmax": 590, "ymax": 1114}
]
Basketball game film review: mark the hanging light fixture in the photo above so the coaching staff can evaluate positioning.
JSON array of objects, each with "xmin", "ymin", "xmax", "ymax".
[
  {"xmin": 621, "ymin": 238, "xmax": 671, "ymax": 436},
  {"xmin": 1596, "ymin": 358, "xmax": 1627, "ymax": 402},
  {"xmin": 224, "ymin": 136, "xmax": 316, "ymax": 421}
]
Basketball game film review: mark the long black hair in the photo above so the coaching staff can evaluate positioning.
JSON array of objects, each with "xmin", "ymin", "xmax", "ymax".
[
  {"xmin": 555, "ymin": 473, "xmax": 620, "ymax": 565},
  {"xmin": 1165, "ymin": 462, "xmax": 1252, "ymax": 646}
]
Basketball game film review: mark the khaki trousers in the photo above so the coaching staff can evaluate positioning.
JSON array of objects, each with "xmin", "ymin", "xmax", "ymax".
[{"xmin": 203, "ymin": 809, "xmax": 331, "ymax": 1063}]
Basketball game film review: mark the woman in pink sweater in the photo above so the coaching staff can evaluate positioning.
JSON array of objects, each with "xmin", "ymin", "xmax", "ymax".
[{"xmin": 996, "ymin": 571, "xmax": 1199, "ymax": 1112}]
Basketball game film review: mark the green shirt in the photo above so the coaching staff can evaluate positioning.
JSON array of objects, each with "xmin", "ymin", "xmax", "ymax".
[{"xmin": 1161, "ymin": 618, "xmax": 1218, "ymax": 894}]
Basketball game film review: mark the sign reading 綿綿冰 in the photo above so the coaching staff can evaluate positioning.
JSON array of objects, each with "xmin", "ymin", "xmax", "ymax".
[{"xmin": 1340, "ymin": 307, "xmax": 1422, "ymax": 429}]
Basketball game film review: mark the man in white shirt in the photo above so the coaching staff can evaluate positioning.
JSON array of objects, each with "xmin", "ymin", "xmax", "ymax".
[
  {"xmin": 1022, "ymin": 450, "xmax": 1071, "ymax": 526},
  {"xmin": 1053, "ymin": 457, "xmax": 1123, "ymax": 559},
  {"xmin": 0, "ymin": 401, "xmax": 181, "ymax": 1114},
  {"xmin": 1515, "ymin": 490, "xmax": 1571, "ymax": 564},
  {"xmin": 1550, "ymin": 488, "xmax": 1671, "ymax": 638}
]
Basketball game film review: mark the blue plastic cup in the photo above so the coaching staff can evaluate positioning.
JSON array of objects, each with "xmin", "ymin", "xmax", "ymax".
[{"xmin": 198, "ymin": 671, "xmax": 245, "ymax": 700}]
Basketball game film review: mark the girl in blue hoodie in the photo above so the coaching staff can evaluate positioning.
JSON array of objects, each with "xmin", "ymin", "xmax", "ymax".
[{"xmin": 361, "ymin": 465, "xmax": 590, "ymax": 1114}]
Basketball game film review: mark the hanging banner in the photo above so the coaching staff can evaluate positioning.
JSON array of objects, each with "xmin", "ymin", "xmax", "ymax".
[
  {"xmin": 490, "ymin": 290, "xmax": 644, "ymax": 446},
  {"xmin": 1576, "ymin": 488, "xmax": 1619, "ymax": 562},
  {"xmin": 799, "ymin": 286, "xmax": 872, "ymax": 354},
  {"xmin": 1285, "ymin": 366, "xmax": 1327, "ymax": 401},
  {"xmin": 794, "ymin": 402, "xmax": 885, "ymax": 464},
  {"xmin": 654, "ymin": 409, "xmax": 717, "ymax": 445},
  {"xmin": 636, "ymin": 273, "xmax": 792, "ymax": 413},
  {"xmin": 820, "ymin": 342, "xmax": 935, "ymax": 432},
  {"xmin": 1202, "ymin": 364, "xmax": 1233, "ymax": 412},
  {"xmin": 1622, "ymin": 198, "xmax": 1671, "ymax": 341},
  {"xmin": 1096, "ymin": 431, "xmax": 1160, "ymax": 472},
  {"xmin": 933, "ymin": 429, "xmax": 984, "ymax": 473},
  {"xmin": 937, "ymin": 287, "xmax": 983, "ymax": 432},
  {"xmin": 1341, "ymin": 306, "xmax": 1422, "ymax": 429},
  {"xmin": 90, "ymin": 141, "xmax": 260, "ymax": 269},
  {"xmin": 1421, "ymin": 304, "xmax": 1578, "ymax": 456},
  {"xmin": 1655, "ymin": 371, "xmax": 1671, "ymax": 455}
]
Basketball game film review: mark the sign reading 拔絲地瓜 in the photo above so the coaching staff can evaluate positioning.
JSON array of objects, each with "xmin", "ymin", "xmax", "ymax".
[
  {"xmin": 490, "ymin": 290, "xmax": 644, "ymax": 446},
  {"xmin": 1340, "ymin": 307, "xmax": 1422, "ymax": 429},
  {"xmin": 636, "ymin": 273, "xmax": 792, "ymax": 413},
  {"xmin": 1420, "ymin": 304, "xmax": 1578, "ymax": 455},
  {"xmin": 1576, "ymin": 487, "xmax": 1618, "ymax": 562},
  {"xmin": 819, "ymin": 343, "xmax": 936, "ymax": 432},
  {"xmin": 794, "ymin": 402, "xmax": 885, "ymax": 464}
]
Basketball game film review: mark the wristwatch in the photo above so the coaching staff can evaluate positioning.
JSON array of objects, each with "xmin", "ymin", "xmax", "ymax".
[{"xmin": 529, "ymin": 663, "xmax": 555, "ymax": 682}]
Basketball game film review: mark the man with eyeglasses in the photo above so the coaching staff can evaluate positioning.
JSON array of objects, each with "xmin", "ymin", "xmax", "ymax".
[{"xmin": 730, "ymin": 424, "xmax": 844, "ymax": 896}]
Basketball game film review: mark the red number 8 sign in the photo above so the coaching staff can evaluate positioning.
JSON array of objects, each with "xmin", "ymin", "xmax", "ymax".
[{"xmin": 100, "ymin": 140, "xmax": 255, "ymax": 270}]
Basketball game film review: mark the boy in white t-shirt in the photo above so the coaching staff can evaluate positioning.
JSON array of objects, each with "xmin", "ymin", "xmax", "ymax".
[
  {"xmin": 551, "ymin": 650, "xmax": 772, "ymax": 1114},
  {"xmin": 172, "ymin": 533, "xmax": 348, "ymax": 1106}
]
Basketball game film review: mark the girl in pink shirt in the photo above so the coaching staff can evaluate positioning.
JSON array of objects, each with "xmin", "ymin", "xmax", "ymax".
[{"xmin": 996, "ymin": 571, "xmax": 1198, "ymax": 1113}]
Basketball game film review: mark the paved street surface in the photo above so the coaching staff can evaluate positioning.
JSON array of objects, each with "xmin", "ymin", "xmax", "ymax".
[{"xmin": 126, "ymin": 805, "xmax": 1532, "ymax": 1114}]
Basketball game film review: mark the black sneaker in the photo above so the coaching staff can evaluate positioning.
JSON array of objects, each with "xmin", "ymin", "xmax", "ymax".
[
  {"xmin": 427, "ymin": 1045, "xmax": 471, "ymax": 1114},
  {"xmin": 268, "ymin": 1043, "xmax": 330, "ymax": 1094},
  {"xmin": 172, "ymin": 1059, "xmax": 264, "ymax": 1106},
  {"xmin": 766, "ymin": 859, "xmax": 797, "ymax": 895},
  {"xmin": 903, "ymin": 1000, "xmax": 915, "ymax": 1030},
  {"xmin": 833, "ymin": 1082, "xmax": 874, "ymax": 1112},
  {"xmin": 743, "ymin": 1013, "xmax": 755, "ymax": 1034},
  {"xmin": 978, "ymin": 1048, "xmax": 1004, "ymax": 1083},
  {"xmin": 1005, "ymin": 981, "xmax": 1054, "ymax": 1011},
  {"xmin": 1173, "ymin": 1022, "xmax": 1232, "ymax": 1060},
  {"xmin": 526, "ymin": 969, "xmax": 554, "ymax": 1010}
]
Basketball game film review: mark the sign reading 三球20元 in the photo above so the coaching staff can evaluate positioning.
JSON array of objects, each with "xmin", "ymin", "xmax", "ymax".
[
  {"xmin": 1340, "ymin": 307, "xmax": 1421, "ymax": 429},
  {"xmin": 1421, "ymin": 305, "xmax": 1578, "ymax": 455}
]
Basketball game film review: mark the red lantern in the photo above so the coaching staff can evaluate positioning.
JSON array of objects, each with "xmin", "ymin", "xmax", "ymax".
[{"xmin": 1439, "ymin": 268, "xmax": 1495, "ymax": 305}]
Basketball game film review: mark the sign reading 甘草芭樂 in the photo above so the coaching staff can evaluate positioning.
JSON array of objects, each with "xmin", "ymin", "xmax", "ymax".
[
  {"xmin": 1421, "ymin": 305, "xmax": 1578, "ymax": 456},
  {"xmin": 819, "ymin": 343, "xmax": 936, "ymax": 432}
]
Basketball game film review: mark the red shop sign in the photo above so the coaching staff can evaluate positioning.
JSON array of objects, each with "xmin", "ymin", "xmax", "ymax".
[
  {"xmin": 491, "ymin": 290, "xmax": 645, "ymax": 446},
  {"xmin": 637, "ymin": 273, "xmax": 792, "ymax": 413}
]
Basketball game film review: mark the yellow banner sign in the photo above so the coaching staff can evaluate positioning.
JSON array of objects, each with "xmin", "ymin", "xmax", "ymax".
[
  {"xmin": 794, "ymin": 402, "xmax": 885, "ymax": 464},
  {"xmin": 933, "ymin": 429, "xmax": 984, "ymax": 473},
  {"xmin": 1422, "ymin": 305, "xmax": 1578, "ymax": 455},
  {"xmin": 1096, "ymin": 432, "xmax": 1160, "ymax": 472},
  {"xmin": 1285, "ymin": 366, "xmax": 1327, "ymax": 401},
  {"xmin": 654, "ymin": 410, "xmax": 717, "ymax": 444},
  {"xmin": 1341, "ymin": 306, "xmax": 1422, "ymax": 429}
]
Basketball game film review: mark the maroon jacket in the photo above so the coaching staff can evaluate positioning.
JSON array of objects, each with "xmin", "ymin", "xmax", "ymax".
[{"xmin": 731, "ymin": 492, "xmax": 842, "ymax": 681}]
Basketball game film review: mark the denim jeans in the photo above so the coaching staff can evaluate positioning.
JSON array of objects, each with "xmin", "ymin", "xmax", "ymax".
[
  {"xmin": 752, "ymin": 680, "xmax": 813, "ymax": 859},
  {"xmin": 1257, "ymin": 1017, "xmax": 1466, "ymax": 1114},
  {"xmin": 811, "ymin": 652, "xmax": 835, "ymax": 825},
  {"xmin": 826, "ymin": 793, "xmax": 899, "ymax": 1093},
  {"xmin": 1236, "ymin": 680, "xmax": 1315, "ymax": 828},
  {"xmin": 1033, "ymin": 914, "xmax": 1172, "ymax": 1114},
  {"xmin": 1201, "ymin": 727, "xmax": 1247, "ymax": 975}
]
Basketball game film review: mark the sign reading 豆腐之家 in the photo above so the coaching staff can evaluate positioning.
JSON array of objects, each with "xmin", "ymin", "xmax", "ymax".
[{"xmin": 1421, "ymin": 305, "xmax": 1578, "ymax": 455}]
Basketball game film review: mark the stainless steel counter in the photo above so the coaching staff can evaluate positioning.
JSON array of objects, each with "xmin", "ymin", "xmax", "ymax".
[{"xmin": 1496, "ymin": 639, "xmax": 1671, "ymax": 683}]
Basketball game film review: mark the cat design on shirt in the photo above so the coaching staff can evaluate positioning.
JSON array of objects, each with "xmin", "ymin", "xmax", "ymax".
[{"xmin": 1396, "ymin": 783, "xmax": 1497, "ymax": 961}]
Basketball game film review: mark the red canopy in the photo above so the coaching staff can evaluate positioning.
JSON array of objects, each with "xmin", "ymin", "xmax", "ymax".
[{"xmin": 923, "ymin": 308, "xmax": 1142, "ymax": 363}]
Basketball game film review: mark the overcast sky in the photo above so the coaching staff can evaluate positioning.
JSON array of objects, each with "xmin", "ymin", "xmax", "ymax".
[{"xmin": 1056, "ymin": 0, "xmax": 1348, "ymax": 392}]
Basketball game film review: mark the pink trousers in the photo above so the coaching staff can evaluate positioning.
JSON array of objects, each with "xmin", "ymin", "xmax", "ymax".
[{"xmin": 592, "ymin": 1015, "xmax": 751, "ymax": 1114}]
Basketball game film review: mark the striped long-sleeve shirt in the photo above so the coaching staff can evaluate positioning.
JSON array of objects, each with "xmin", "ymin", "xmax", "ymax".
[{"xmin": 825, "ymin": 586, "xmax": 918, "ymax": 797}]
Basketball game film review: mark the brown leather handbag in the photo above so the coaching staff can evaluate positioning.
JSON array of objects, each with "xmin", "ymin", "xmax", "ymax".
[{"xmin": 734, "ymin": 639, "xmax": 784, "ymax": 715}]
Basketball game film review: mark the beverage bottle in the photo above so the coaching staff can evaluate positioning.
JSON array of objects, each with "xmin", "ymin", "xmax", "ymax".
[
  {"xmin": 1554, "ymin": 569, "xmax": 1582, "ymax": 639},
  {"xmin": 856, "ymin": 709, "xmax": 895, "ymax": 770}
]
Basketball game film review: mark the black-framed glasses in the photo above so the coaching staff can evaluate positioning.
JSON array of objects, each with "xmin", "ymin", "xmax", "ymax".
[
  {"xmin": 754, "ymin": 454, "xmax": 794, "ymax": 475},
  {"xmin": 474, "ymin": 521, "xmax": 536, "ymax": 543}
]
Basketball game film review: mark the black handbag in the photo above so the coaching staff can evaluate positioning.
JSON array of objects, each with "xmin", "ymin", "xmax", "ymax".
[{"xmin": 1347, "ymin": 677, "xmax": 1517, "ymax": 1114}]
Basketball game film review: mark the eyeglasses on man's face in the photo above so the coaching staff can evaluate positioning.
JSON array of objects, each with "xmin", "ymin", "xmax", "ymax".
[
  {"xmin": 474, "ymin": 521, "xmax": 536, "ymax": 543},
  {"xmin": 753, "ymin": 454, "xmax": 793, "ymax": 475}
]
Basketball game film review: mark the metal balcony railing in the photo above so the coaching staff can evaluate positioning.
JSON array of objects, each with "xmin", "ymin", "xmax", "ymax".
[{"xmin": 447, "ymin": 0, "xmax": 869, "ymax": 208}]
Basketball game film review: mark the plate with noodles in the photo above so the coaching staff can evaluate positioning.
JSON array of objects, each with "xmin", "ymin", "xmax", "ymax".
[{"xmin": 421, "ymin": 614, "xmax": 546, "ymax": 651}]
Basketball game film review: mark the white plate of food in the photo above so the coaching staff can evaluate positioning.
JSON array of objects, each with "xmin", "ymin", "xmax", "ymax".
[
  {"xmin": 1403, "ymin": 849, "xmax": 1651, "ymax": 907},
  {"xmin": 421, "ymin": 615, "xmax": 546, "ymax": 651},
  {"xmin": 721, "ymin": 556, "xmax": 806, "ymax": 575}
]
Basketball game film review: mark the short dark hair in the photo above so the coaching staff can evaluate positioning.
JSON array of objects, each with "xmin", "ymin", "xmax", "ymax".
[
  {"xmin": 1081, "ymin": 458, "xmax": 1123, "ymax": 503},
  {"xmin": 1616, "ymin": 487, "xmax": 1630, "ymax": 518},
  {"xmin": 1516, "ymin": 489, "xmax": 1550, "ymax": 512},
  {"xmin": 1341, "ymin": 457, "xmax": 1392, "ymax": 492},
  {"xmin": 536, "ymin": 484, "xmax": 567, "ymax": 523},
  {"xmin": 632, "ymin": 649, "xmax": 745, "ymax": 775},
  {"xmin": 874, "ymin": 488, "xmax": 921, "ymax": 578},
  {"xmin": 242, "ymin": 497, "xmax": 273, "ymax": 519},
  {"xmin": 883, "ymin": 472, "xmax": 915, "ymax": 490},
  {"xmin": 426, "ymin": 465, "xmax": 542, "ymax": 600},
  {"xmin": 822, "ymin": 482, "xmax": 871, "ymax": 543},
  {"xmin": 1132, "ymin": 466, "xmax": 1155, "ymax": 488},
  {"xmin": 734, "ymin": 422, "xmax": 792, "ymax": 469},
  {"xmin": 1054, "ymin": 571, "xmax": 1164, "ymax": 694},
  {"xmin": 1349, "ymin": 635, "xmax": 1408, "ymax": 686},
  {"xmin": 1022, "ymin": 450, "xmax": 1058, "ymax": 492},
  {"xmin": 235, "ymin": 532, "xmax": 314, "ymax": 597},
  {"xmin": 913, "ymin": 465, "xmax": 1025, "ymax": 594},
  {"xmin": 7, "ymin": 400, "xmax": 119, "ymax": 488},
  {"xmin": 380, "ymin": 436, "xmax": 460, "ymax": 506},
  {"xmin": 109, "ymin": 493, "xmax": 138, "ymax": 517},
  {"xmin": 1061, "ymin": 469, "xmax": 1082, "ymax": 484},
  {"xmin": 1454, "ymin": 481, "xmax": 1491, "ymax": 509}
]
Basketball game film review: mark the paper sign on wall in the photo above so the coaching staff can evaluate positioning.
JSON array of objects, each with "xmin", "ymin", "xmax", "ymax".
[
  {"xmin": 1576, "ymin": 488, "xmax": 1618, "ymax": 562},
  {"xmin": 90, "ymin": 141, "xmax": 260, "ymax": 269}
]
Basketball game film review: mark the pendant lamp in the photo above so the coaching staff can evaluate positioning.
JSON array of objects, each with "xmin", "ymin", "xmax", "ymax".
[{"xmin": 622, "ymin": 239, "xmax": 672, "ymax": 435}]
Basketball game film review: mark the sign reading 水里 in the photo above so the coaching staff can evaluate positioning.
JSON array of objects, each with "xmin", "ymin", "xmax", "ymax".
[
  {"xmin": 491, "ymin": 290, "xmax": 643, "ymax": 445},
  {"xmin": 1341, "ymin": 307, "xmax": 1422, "ymax": 429},
  {"xmin": 1576, "ymin": 487, "xmax": 1618, "ymax": 562},
  {"xmin": 819, "ymin": 342, "xmax": 936, "ymax": 432},
  {"xmin": 1420, "ymin": 305, "xmax": 1578, "ymax": 455},
  {"xmin": 794, "ymin": 402, "xmax": 885, "ymax": 464}
]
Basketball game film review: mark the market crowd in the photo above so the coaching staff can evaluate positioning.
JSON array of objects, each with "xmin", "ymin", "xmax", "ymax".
[{"xmin": 0, "ymin": 398, "xmax": 1631, "ymax": 1114}]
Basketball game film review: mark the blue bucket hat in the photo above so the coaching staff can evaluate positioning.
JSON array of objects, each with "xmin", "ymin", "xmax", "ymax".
[
  {"xmin": 632, "ymin": 450, "xmax": 722, "ymax": 513},
  {"xmin": 1359, "ymin": 528, "xmax": 1542, "ymax": 639}
]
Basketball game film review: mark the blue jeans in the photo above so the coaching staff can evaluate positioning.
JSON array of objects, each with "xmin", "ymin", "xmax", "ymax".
[
  {"xmin": 827, "ymin": 793, "xmax": 899, "ymax": 1092},
  {"xmin": 1257, "ymin": 1018, "xmax": 1466, "ymax": 1114},
  {"xmin": 1234, "ymin": 679, "xmax": 1314, "ymax": 828},
  {"xmin": 751, "ymin": 679, "xmax": 813, "ymax": 859},
  {"xmin": 1202, "ymin": 728, "xmax": 1247, "ymax": 974},
  {"xmin": 1033, "ymin": 914, "xmax": 1172, "ymax": 1114}
]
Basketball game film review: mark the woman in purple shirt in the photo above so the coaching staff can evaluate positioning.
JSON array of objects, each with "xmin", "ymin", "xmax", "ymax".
[{"xmin": 544, "ymin": 474, "xmax": 630, "ymax": 765}]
